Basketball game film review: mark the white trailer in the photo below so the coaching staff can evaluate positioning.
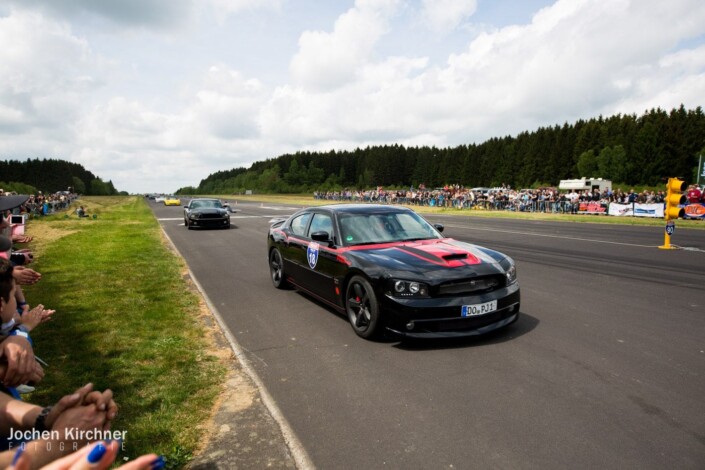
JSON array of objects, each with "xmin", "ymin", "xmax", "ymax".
[{"xmin": 559, "ymin": 178, "xmax": 612, "ymax": 192}]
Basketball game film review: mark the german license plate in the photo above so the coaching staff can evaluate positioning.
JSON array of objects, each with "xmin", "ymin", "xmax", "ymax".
[{"xmin": 461, "ymin": 300, "xmax": 497, "ymax": 317}]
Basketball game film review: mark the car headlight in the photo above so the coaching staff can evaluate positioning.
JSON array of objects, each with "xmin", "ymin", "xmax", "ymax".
[
  {"xmin": 389, "ymin": 280, "xmax": 429, "ymax": 298},
  {"xmin": 500, "ymin": 257, "xmax": 518, "ymax": 285}
]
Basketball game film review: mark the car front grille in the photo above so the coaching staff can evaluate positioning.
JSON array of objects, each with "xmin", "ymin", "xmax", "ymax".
[
  {"xmin": 437, "ymin": 275, "xmax": 504, "ymax": 296},
  {"xmin": 197, "ymin": 213, "xmax": 224, "ymax": 219}
]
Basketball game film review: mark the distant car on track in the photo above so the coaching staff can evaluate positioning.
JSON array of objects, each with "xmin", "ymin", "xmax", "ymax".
[
  {"xmin": 164, "ymin": 196, "xmax": 181, "ymax": 206},
  {"xmin": 267, "ymin": 204, "xmax": 520, "ymax": 339},
  {"xmin": 183, "ymin": 198, "xmax": 231, "ymax": 229}
]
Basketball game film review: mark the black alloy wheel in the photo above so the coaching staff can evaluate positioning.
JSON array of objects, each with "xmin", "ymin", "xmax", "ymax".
[
  {"xmin": 345, "ymin": 275, "xmax": 381, "ymax": 339},
  {"xmin": 269, "ymin": 249, "xmax": 289, "ymax": 289}
]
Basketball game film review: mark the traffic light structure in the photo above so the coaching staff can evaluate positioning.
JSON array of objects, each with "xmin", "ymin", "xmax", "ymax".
[
  {"xmin": 659, "ymin": 177, "xmax": 686, "ymax": 250},
  {"xmin": 664, "ymin": 178, "xmax": 686, "ymax": 220}
]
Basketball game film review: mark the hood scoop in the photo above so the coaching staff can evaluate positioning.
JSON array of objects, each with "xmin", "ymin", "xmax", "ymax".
[{"xmin": 442, "ymin": 253, "xmax": 468, "ymax": 261}]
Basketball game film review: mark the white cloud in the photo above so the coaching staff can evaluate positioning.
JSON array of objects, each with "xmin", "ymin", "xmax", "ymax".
[
  {"xmin": 421, "ymin": 0, "xmax": 477, "ymax": 32},
  {"xmin": 0, "ymin": 10, "xmax": 105, "ymax": 135},
  {"xmin": 2, "ymin": 0, "xmax": 194, "ymax": 29},
  {"xmin": 1, "ymin": 0, "xmax": 705, "ymax": 193},
  {"xmin": 290, "ymin": 0, "xmax": 400, "ymax": 91},
  {"xmin": 207, "ymin": 0, "xmax": 283, "ymax": 17},
  {"xmin": 192, "ymin": 66, "xmax": 268, "ymax": 139}
]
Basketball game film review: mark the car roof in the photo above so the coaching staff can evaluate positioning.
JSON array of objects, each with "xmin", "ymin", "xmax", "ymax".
[{"xmin": 312, "ymin": 204, "xmax": 413, "ymax": 214}]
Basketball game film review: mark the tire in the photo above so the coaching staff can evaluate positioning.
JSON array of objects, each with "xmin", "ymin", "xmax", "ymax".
[
  {"xmin": 345, "ymin": 275, "xmax": 382, "ymax": 339},
  {"xmin": 185, "ymin": 218, "xmax": 192, "ymax": 230},
  {"xmin": 269, "ymin": 248, "xmax": 290, "ymax": 289}
]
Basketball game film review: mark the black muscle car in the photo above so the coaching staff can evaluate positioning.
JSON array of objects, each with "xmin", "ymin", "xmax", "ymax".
[
  {"xmin": 183, "ymin": 198, "xmax": 231, "ymax": 229},
  {"xmin": 267, "ymin": 204, "xmax": 520, "ymax": 339}
]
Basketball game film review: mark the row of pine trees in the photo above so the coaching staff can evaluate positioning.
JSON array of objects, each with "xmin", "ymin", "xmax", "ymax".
[
  {"xmin": 181, "ymin": 106, "xmax": 705, "ymax": 195},
  {"xmin": 0, "ymin": 158, "xmax": 120, "ymax": 195}
]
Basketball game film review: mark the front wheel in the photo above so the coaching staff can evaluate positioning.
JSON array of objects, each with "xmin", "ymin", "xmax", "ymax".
[
  {"xmin": 269, "ymin": 248, "xmax": 290, "ymax": 289},
  {"xmin": 345, "ymin": 275, "xmax": 382, "ymax": 339}
]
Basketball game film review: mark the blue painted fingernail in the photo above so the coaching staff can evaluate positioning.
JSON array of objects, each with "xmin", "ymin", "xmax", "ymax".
[
  {"xmin": 87, "ymin": 443, "xmax": 107, "ymax": 463},
  {"xmin": 12, "ymin": 447, "xmax": 24, "ymax": 465},
  {"xmin": 150, "ymin": 455, "xmax": 166, "ymax": 470}
]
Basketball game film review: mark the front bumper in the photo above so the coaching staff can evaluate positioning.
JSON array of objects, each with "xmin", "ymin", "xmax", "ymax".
[
  {"xmin": 382, "ymin": 283, "xmax": 520, "ymax": 338},
  {"xmin": 188, "ymin": 217, "xmax": 229, "ymax": 227}
]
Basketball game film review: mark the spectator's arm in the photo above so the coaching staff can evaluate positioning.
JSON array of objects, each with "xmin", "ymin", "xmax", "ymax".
[
  {"xmin": 11, "ymin": 267, "xmax": 41, "ymax": 286},
  {"xmin": 0, "ymin": 335, "xmax": 44, "ymax": 387}
]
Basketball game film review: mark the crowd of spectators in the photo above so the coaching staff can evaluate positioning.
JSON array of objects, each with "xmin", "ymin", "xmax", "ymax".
[
  {"xmin": 0, "ymin": 190, "xmax": 77, "ymax": 218},
  {"xmin": 0, "ymin": 191, "xmax": 164, "ymax": 469},
  {"xmin": 314, "ymin": 183, "xmax": 705, "ymax": 214}
]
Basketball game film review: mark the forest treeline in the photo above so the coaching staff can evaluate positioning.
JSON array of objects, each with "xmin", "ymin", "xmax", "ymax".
[
  {"xmin": 179, "ymin": 105, "xmax": 705, "ymax": 195},
  {"xmin": 0, "ymin": 158, "xmax": 122, "ymax": 195}
]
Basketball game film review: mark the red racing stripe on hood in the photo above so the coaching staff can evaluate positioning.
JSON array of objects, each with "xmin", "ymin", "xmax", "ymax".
[{"xmin": 393, "ymin": 242, "xmax": 481, "ymax": 267}]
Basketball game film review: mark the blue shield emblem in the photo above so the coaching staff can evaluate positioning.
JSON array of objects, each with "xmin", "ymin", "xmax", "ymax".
[
  {"xmin": 665, "ymin": 222, "xmax": 675, "ymax": 236},
  {"xmin": 307, "ymin": 242, "xmax": 320, "ymax": 269}
]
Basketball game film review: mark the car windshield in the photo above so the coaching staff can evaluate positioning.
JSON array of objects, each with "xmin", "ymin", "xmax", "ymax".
[
  {"xmin": 191, "ymin": 200, "xmax": 222, "ymax": 209},
  {"xmin": 339, "ymin": 211, "xmax": 442, "ymax": 246}
]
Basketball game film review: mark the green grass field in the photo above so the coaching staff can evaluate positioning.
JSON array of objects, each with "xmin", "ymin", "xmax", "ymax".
[{"xmin": 23, "ymin": 196, "xmax": 226, "ymax": 468}]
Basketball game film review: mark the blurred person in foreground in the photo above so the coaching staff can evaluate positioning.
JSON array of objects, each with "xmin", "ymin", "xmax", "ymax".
[
  {"xmin": 8, "ymin": 440, "xmax": 164, "ymax": 470},
  {"xmin": 0, "ymin": 383, "xmax": 119, "ymax": 468}
]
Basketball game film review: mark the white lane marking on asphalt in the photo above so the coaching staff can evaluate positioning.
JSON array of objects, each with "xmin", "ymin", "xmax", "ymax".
[
  {"xmin": 158, "ymin": 215, "xmax": 290, "ymax": 221},
  {"xmin": 441, "ymin": 223, "xmax": 659, "ymax": 248},
  {"xmin": 257, "ymin": 206, "xmax": 299, "ymax": 210},
  {"xmin": 681, "ymin": 246, "xmax": 705, "ymax": 253}
]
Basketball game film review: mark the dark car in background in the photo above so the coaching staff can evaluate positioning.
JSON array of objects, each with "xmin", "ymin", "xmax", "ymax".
[
  {"xmin": 267, "ymin": 204, "xmax": 520, "ymax": 339},
  {"xmin": 183, "ymin": 198, "xmax": 230, "ymax": 229}
]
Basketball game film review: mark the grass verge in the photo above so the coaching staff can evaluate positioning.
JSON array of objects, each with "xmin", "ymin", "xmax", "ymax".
[{"xmin": 23, "ymin": 196, "xmax": 227, "ymax": 468}]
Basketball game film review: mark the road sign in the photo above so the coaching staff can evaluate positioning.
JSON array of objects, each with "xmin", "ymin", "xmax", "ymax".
[{"xmin": 665, "ymin": 221, "xmax": 675, "ymax": 236}]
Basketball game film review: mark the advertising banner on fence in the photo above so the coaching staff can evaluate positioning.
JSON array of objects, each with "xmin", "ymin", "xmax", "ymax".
[
  {"xmin": 608, "ymin": 203, "xmax": 665, "ymax": 218},
  {"xmin": 633, "ymin": 203, "xmax": 664, "ymax": 218},
  {"xmin": 578, "ymin": 202, "xmax": 607, "ymax": 214},
  {"xmin": 608, "ymin": 203, "xmax": 632, "ymax": 217},
  {"xmin": 684, "ymin": 203, "xmax": 705, "ymax": 219}
]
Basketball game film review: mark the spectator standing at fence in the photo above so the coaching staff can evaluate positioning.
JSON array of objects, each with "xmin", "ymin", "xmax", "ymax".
[
  {"xmin": 628, "ymin": 189, "xmax": 637, "ymax": 203},
  {"xmin": 687, "ymin": 185, "xmax": 701, "ymax": 203},
  {"xmin": 567, "ymin": 190, "xmax": 578, "ymax": 213}
]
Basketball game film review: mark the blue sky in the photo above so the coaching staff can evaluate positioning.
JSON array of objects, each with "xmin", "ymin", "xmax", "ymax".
[{"xmin": 1, "ymin": 0, "xmax": 704, "ymax": 193}]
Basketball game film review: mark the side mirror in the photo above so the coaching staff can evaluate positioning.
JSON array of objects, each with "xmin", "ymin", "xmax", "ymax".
[
  {"xmin": 311, "ymin": 231, "xmax": 331, "ymax": 242},
  {"xmin": 434, "ymin": 224, "xmax": 445, "ymax": 233}
]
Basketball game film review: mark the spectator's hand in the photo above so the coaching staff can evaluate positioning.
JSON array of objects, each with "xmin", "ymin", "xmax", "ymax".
[
  {"xmin": 83, "ymin": 388, "xmax": 118, "ymax": 424},
  {"xmin": 21, "ymin": 252, "xmax": 33, "ymax": 264},
  {"xmin": 0, "ymin": 358, "xmax": 44, "ymax": 386},
  {"xmin": 0, "ymin": 335, "xmax": 43, "ymax": 387},
  {"xmin": 12, "ymin": 266, "xmax": 41, "ymax": 285},
  {"xmin": 45, "ymin": 383, "xmax": 93, "ymax": 430},
  {"xmin": 49, "ymin": 400, "xmax": 111, "ymax": 448},
  {"xmin": 20, "ymin": 304, "xmax": 55, "ymax": 330}
]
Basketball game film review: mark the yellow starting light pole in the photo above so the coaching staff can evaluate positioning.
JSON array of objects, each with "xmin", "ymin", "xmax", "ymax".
[{"xmin": 659, "ymin": 177, "xmax": 686, "ymax": 250}]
